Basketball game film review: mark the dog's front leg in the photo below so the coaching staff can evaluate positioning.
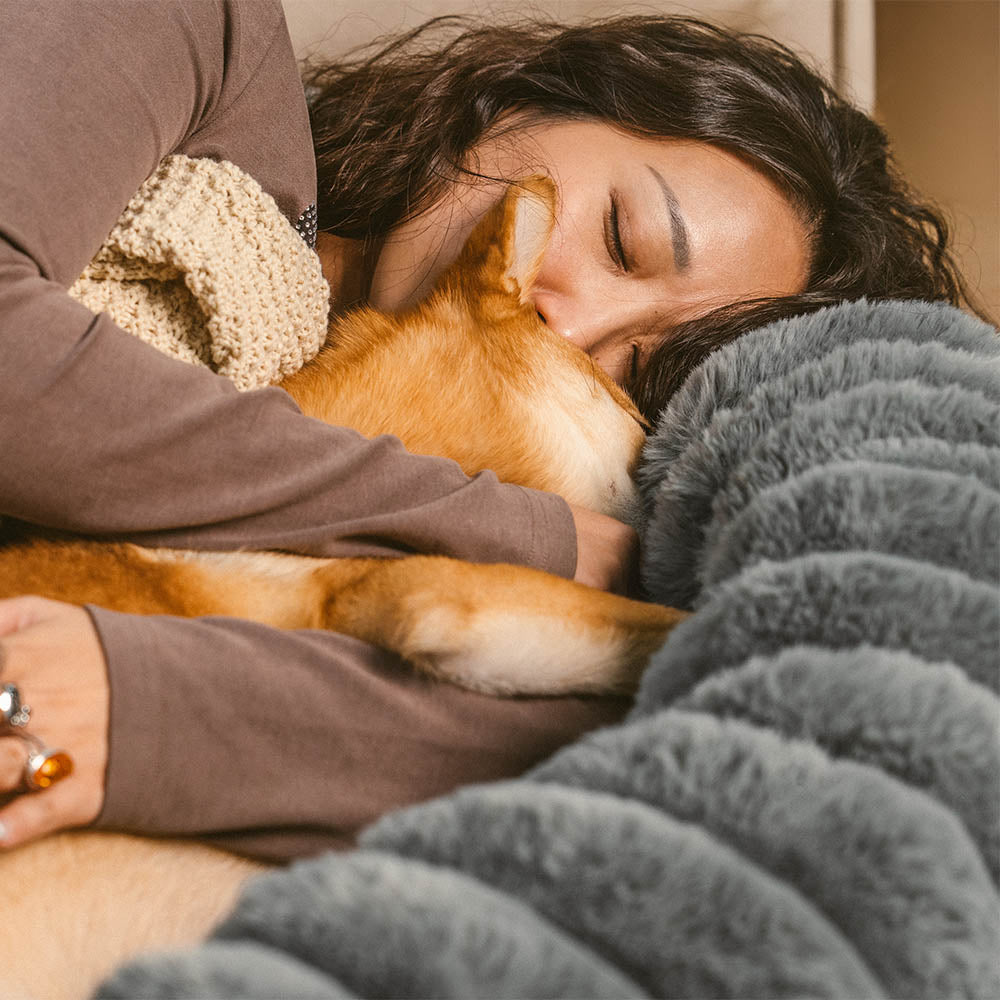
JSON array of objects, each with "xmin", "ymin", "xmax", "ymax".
[{"xmin": 310, "ymin": 556, "xmax": 688, "ymax": 696}]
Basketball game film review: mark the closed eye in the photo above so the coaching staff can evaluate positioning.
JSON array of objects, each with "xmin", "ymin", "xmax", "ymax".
[{"xmin": 605, "ymin": 193, "xmax": 628, "ymax": 272}]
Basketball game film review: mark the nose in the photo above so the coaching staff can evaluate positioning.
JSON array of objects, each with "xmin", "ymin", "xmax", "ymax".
[
  {"xmin": 533, "ymin": 287, "xmax": 645, "ymax": 384},
  {"xmin": 532, "ymin": 288, "xmax": 624, "ymax": 355}
]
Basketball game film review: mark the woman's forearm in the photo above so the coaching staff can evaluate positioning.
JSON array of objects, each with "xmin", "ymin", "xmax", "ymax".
[
  {"xmin": 0, "ymin": 0, "xmax": 577, "ymax": 577},
  {"xmin": 89, "ymin": 606, "xmax": 628, "ymax": 861},
  {"xmin": 0, "ymin": 252, "xmax": 575, "ymax": 573}
]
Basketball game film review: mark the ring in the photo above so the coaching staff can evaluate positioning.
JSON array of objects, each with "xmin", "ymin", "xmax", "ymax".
[
  {"xmin": 24, "ymin": 747, "xmax": 74, "ymax": 791},
  {"xmin": 23, "ymin": 744, "xmax": 74, "ymax": 792},
  {"xmin": 19, "ymin": 732, "xmax": 74, "ymax": 792},
  {"xmin": 0, "ymin": 683, "xmax": 31, "ymax": 731}
]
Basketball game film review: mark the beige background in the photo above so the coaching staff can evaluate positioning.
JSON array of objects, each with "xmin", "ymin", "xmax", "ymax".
[
  {"xmin": 283, "ymin": 0, "xmax": 997, "ymax": 319},
  {"xmin": 282, "ymin": 1, "xmax": 859, "ymax": 95},
  {"xmin": 875, "ymin": 0, "xmax": 998, "ymax": 319}
]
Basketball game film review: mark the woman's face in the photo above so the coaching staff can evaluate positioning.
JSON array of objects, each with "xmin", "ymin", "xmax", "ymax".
[{"xmin": 369, "ymin": 119, "xmax": 811, "ymax": 384}]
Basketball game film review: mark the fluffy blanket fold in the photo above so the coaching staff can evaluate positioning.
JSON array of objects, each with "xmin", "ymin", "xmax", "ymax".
[{"xmin": 98, "ymin": 298, "xmax": 999, "ymax": 1000}]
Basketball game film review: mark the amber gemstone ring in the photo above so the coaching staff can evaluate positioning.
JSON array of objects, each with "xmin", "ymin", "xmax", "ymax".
[
  {"xmin": 23, "ymin": 746, "xmax": 75, "ymax": 791},
  {"xmin": 17, "ymin": 731, "xmax": 74, "ymax": 792}
]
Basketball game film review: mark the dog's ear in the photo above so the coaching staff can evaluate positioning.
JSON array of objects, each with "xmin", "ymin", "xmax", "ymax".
[
  {"xmin": 447, "ymin": 175, "xmax": 556, "ymax": 304},
  {"xmin": 500, "ymin": 175, "xmax": 556, "ymax": 304}
]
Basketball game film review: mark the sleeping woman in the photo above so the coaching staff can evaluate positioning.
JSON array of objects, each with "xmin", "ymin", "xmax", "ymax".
[{"xmin": 0, "ymin": 0, "xmax": 981, "ymax": 858}]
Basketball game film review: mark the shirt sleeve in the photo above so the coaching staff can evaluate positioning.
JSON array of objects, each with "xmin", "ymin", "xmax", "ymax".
[
  {"xmin": 0, "ymin": 0, "xmax": 578, "ymax": 577},
  {"xmin": 88, "ymin": 606, "xmax": 629, "ymax": 861}
]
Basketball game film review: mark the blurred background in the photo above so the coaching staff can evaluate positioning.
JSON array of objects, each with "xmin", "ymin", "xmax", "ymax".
[{"xmin": 282, "ymin": 0, "xmax": 998, "ymax": 319}]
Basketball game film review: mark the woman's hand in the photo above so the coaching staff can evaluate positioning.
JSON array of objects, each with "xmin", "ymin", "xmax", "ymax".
[
  {"xmin": 0, "ymin": 514, "xmax": 629, "ymax": 853},
  {"xmin": 568, "ymin": 503, "xmax": 639, "ymax": 596},
  {"xmin": 0, "ymin": 597, "xmax": 109, "ymax": 849}
]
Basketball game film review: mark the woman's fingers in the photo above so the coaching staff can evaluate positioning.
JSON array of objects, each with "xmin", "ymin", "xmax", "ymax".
[
  {"xmin": 0, "ymin": 598, "xmax": 110, "ymax": 849},
  {"xmin": 0, "ymin": 777, "xmax": 91, "ymax": 848},
  {"xmin": 0, "ymin": 736, "xmax": 26, "ymax": 790},
  {"xmin": 567, "ymin": 503, "xmax": 639, "ymax": 595},
  {"xmin": 0, "ymin": 735, "xmax": 71, "ymax": 847},
  {"xmin": 0, "ymin": 594, "xmax": 55, "ymax": 639}
]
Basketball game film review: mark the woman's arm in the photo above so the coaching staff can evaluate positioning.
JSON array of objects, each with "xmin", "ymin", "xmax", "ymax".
[
  {"xmin": 0, "ymin": 0, "xmax": 578, "ymax": 576},
  {"xmin": 0, "ymin": 599, "xmax": 628, "ymax": 859},
  {"xmin": 0, "ymin": 2, "xmax": 633, "ymax": 855}
]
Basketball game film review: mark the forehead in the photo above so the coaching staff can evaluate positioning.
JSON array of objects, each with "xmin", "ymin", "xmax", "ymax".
[
  {"xmin": 655, "ymin": 140, "xmax": 810, "ymax": 274},
  {"xmin": 516, "ymin": 119, "xmax": 794, "ymax": 209},
  {"xmin": 524, "ymin": 121, "xmax": 810, "ymax": 292}
]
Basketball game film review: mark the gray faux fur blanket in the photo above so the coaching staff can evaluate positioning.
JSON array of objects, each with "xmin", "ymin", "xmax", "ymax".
[{"xmin": 98, "ymin": 299, "xmax": 999, "ymax": 1000}]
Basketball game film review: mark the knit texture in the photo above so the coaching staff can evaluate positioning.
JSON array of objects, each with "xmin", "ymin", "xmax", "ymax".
[
  {"xmin": 69, "ymin": 155, "xmax": 329, "ymax": 390},
  {"xmin": 98, "ymin": 299, "xmax": 1000, "ymax": 999}
]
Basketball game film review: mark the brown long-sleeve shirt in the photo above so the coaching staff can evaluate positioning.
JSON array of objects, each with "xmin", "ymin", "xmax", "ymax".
[{"xmin": 0, "ymin": 0, "xmax": 627, "ymax": 859}]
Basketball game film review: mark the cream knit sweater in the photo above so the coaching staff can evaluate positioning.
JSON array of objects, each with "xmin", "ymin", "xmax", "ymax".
[{"xmin": 70, "ymin": 155, "xmax": 329, "ymax": 391}]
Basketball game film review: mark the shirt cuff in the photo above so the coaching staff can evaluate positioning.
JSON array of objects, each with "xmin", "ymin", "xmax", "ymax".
[{"xmin": 519, "ymin": 487, "xmax": 577, "ymax": 580}]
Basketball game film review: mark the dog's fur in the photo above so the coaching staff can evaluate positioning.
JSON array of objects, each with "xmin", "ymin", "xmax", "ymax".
[{"xmin": 0, "ymin": 177, "xmax": 686, "ymax": 998}]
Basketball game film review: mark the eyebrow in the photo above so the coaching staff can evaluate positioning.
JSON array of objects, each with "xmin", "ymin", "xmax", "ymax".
[{"xmin": 646, "ymin": 164, "xmax": 692, "ymax": 271}]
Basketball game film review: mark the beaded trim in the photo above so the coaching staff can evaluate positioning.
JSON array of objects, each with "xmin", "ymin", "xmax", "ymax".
[{"xmin": 295, "ymin": 203, "xmax": 318, "ymax": 248}]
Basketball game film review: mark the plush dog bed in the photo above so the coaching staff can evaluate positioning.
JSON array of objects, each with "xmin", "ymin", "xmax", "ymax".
[{"xmin": 97, "ymin": 298, "xmax": 999, "ymax": 999}]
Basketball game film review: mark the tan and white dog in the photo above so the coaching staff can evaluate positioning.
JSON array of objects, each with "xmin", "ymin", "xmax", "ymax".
[{"xmin": 0, "ymin": 176, "xmax": 686, "ymax": 999}]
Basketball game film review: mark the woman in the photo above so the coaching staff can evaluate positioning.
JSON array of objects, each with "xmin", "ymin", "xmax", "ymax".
[
  {"xmin": 0, "ymin": 2, "xmax": 977, "ymax": 858},
  {"xmin": 306, "ymin": 15, "xmax": 982, "ymax": 412}
]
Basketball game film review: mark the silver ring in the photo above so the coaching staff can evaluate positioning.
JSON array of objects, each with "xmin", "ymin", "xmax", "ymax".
[{"xmin": 0, "ymin": 683, "xmax": 31, "ymax": 731}]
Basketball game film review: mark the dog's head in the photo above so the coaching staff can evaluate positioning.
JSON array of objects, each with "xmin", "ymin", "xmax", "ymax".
[
  {"xmin": 419, "ymin": 175, "xmax": 648, "ymax": 522},
  {"xmin": 322, "ymin": 177, "xmax": 649, "ymax": 521}
]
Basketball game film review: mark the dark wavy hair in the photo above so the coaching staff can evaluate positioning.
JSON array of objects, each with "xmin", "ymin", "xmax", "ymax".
[{"xmin": 306, "ymin": 15, "xmax": 986, "ymax": 421}]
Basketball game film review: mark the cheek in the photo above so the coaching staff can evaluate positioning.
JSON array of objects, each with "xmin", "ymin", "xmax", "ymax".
[
  {"xmin": 368, "ymin": 233, "xmax": 429, "ymax": 311},
  {"xmin": 591, "ymin": 347, "xmax": 629, "ymax": 385},
  {"xmin": 372, "ymin": 180, "xmax": 520, "ymax": 310},
  {"xmin": 529, "ymin": 216, "xmax": 590, "ymax": 299},
  {"xmin": 557, "ymin": 326, "xmax": 633, "ymax": 386}
]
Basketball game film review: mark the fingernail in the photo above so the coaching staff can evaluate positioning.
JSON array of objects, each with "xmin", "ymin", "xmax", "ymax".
[{"xmin": 0, "ymin": 820, "xmax": 7, "ymax": 844}]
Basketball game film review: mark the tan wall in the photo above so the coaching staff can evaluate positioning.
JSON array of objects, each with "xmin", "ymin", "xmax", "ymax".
[
  {"xmin": 283, "ymin": 1, "xmax": 839, "ymax": 83},
  {"xmin": 875, "ymin": 0, "xmax": 1000, "ymax": 319}
]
